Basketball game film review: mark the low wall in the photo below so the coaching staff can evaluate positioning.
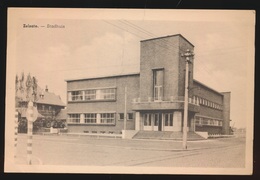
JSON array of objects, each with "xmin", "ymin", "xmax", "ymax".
[
  {"xmin": 195, "ymin": 126, "xmax": 222, "ymax": 134},
  {"xmin": 122, "ymin": 130, "xmax": 139, "ymax": 139}
]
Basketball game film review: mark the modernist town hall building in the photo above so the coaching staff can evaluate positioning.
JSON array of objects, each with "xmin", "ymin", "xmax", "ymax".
[{"xmin": 65, "ymin": 34, "xmax": 231, "ymax": 137}]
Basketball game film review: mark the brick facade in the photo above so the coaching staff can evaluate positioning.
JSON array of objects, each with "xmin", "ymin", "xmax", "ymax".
[
  {"xmin": 66, "ymin": 34, "xmax": 231, "ymax": 135},
  {"xmin": 66, "ymin": 74, "xmax": 139, "ymax": 133}
]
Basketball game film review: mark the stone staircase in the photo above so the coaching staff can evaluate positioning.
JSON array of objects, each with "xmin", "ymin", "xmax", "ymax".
[{"xmin": 132, "ymin": 131, "xmax": 205, "ymax": 141}]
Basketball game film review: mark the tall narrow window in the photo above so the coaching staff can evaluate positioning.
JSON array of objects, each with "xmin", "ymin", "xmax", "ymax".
[
  {"xmin": 144, "ymin": 114, "xmax": 152, "ymax": 126},
  {"xmin": 153, "ymin": 69, "xmax": 164, "ymax": 101}
]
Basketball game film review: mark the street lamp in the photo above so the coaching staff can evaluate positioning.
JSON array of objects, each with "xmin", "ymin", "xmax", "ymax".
[{"xmin": 181, "ymin": 49, "xmax": 194, "ymax": 150}]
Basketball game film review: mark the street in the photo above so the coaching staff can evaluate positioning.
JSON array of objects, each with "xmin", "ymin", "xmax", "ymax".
[{"xmin": 14, "ymin": 134, "xmax": 245, "ymax": 168}]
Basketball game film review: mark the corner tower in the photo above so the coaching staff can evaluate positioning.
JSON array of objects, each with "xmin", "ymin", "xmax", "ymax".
[
  {"xmin": 139, "ymin": 34, "xmax": 195, "ymax": 103},
  {"xmin": 133, "ymin": 34, "xmax": 199, "ymax": 132}
]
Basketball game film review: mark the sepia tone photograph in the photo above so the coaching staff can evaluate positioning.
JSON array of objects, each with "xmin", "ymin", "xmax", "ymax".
[{"xmin": 5, "ymin": 8, "xmax": 255, "ymax": 174}]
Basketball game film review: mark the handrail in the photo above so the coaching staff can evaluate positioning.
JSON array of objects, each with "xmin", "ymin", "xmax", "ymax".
[{"xmin": 132, "ymin": 96, "xmax": 200, "ymax": 105}]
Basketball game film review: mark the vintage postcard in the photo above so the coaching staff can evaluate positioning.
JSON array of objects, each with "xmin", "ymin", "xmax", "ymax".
[{"xmin": 5, "ymin": 8, "xmax": 255, "ymax": 174}]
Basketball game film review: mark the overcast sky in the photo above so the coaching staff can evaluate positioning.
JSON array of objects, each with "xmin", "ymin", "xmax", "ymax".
[{"xmin": 11, "ymin": 9, "xmax": 255, "ymax": 129}]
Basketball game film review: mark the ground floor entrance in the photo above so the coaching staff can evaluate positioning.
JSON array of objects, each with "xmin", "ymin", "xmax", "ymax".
[
  {"xmin": 142, "ymin": 113, "xmax": 163, "ymax": 131},
  {"xmin": 135, "ymin": 111, "xmax": 196, "ymax": 132}
]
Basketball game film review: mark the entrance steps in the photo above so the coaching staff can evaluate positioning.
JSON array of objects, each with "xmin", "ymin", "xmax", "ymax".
[{"xmin": 132, "ymin": 131, "xmax": 205, "ymax": 141}]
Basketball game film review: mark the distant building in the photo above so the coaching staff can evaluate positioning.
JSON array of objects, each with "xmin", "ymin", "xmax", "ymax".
[
  {"xmin": 65, "ymin": 34, "xmax": 231, "ymax": 136},
  {"xmin": 16, "ymin": 86, "xmax": 66, "ymax": 132}
]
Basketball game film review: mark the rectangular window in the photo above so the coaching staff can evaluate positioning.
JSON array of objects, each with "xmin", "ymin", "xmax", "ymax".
[
  {"xmin": 144, "ymin": 114, "xmax": 152, "ymax": 126},
  {"xmin": 128, "ymin": 113, "xmax": 134, "ymax": 120},
  {"xmin": 119, "ymin": 113, "xmax": 124, "ymax": 120},
  {"xmin": 164, "ymin": 113, "xmax": 173, "ymax": 126},
  {"xmin": 196, "ymin": 96, "xmax": 199, "ymax": 104},
  {"xmin": 84, "ymin": 90, "xmax": 96, "ymax": 100},
  {"xmin": 68, "ymin": 114, "xmax": 80, "ymax": 123},
  {"xmin": 69, "ymin": 88, "xmax": 116, "ymax": 102},
  {"xmin": 70, "ymin": 91, "xmax": 83, "ymax": 101},
  {"xmin": 100, "ymin": 113, "xmax": 115, "ymax": 124},
  {"xmin": 201, "ymin": 118, "xmax": 208, "ymax": 125},
  {"xmin": 153, "ymin": 69, "xmax": 164, "ymax": 101},
  {"xmin": 84, "ymin": 113, "xmax": 97, "ymax": 124},
  {"xmin": 214, "ymin": 120, "xmax": 219, "ymax": 126},
  {"xmin": 99, "ymin": 88, "xmax": 116, "ymax": 100}
]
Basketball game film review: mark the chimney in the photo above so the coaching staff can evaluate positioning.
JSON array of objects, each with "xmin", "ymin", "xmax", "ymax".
[{"xmin": 45, "ymin": 85, "xmax": 48, "ymax": 92}]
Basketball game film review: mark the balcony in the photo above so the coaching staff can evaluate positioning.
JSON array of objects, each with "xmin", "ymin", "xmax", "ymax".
[{"xmin": 132, "ymin": 96, "xmax": 200, "ymax": 112}]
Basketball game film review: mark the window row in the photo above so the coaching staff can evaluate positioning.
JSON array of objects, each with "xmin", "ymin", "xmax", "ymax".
[
  {"xmin": 68, "ymin": 113, "xmax": 116, "ymax": 125},
  {"xmin": 67, "ymin": 112, "xmax": 134, "ymax": 125},
  {"xmin": 68, "ymin": 88, "xmax": 116, "ymax": 101},
  {"xmin": 38, "ymin": 104, "xmax": 54, "ymax": 111},
  {"xmin": 193, "ymin": 96, "xmax": 223, "ymax": 110},
  {"xmin": 195, "ymin": 116, "xmax": 223, "ymax": 126},
  {"xmin": 118, "ymin": 113, "xmax": 134, "ymax": 120},
  {"xmin": 143, "ymin": 113, "xmax": 173, "ymax": 127}
]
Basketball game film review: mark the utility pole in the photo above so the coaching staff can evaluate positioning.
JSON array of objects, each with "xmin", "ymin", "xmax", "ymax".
[
  {"xmin": 122, "ymin": 87, "xmax": 127, "ymax": 139},
  {"xmin": 181, "ymin": 49, "xmax": 194, "ymax": 150},
  {"xmin": 124, "ymin": 87, "xmax": 127, "ymax": 131},
  {"xmin": 26, "ymin": 101, "xmax": 34, "ymax": 164}
]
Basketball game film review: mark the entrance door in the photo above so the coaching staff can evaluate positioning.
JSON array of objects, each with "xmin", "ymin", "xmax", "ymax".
[{"xmin": 154, "ymin": 113, "xmax": 162, "ymax": 131}]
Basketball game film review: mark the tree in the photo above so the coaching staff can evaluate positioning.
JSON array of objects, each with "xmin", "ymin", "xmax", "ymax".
[
  {"xmin": 15, "ymin": 72, "xmax": 38, "ymax": 106},
  {"xmin": 15, "ymin": 72, "xmax": 39, "ymax": 133},
  {"xmin": 19, "ymin": 72, "xmax": 25, "ymax": 93},
  {"xmin": 32, "ymin": 76, "xmax": 38, "ymax": 102}
]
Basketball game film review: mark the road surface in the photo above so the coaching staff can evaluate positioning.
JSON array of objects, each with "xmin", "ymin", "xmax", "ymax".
[{"xmin": 14, "ymin": 134, "xmax": 245, "ymax": 168}]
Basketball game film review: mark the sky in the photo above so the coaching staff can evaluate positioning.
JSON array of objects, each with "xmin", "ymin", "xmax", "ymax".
[{"xmin": 10, "ymin": 9, "xmax": 255, "ymax": 129}]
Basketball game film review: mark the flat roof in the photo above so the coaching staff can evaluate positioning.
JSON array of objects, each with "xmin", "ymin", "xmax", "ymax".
[
  {"xmin": 193, "ymin": 79, "xmax": 223, "ymax": 96},
  {"xmin": 140, "ymin": 34, "xmax": 195, "ymax": 47},
  {"xmin": 65, "ymin": 72, "xmax": 140, "ymax": 82}
]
